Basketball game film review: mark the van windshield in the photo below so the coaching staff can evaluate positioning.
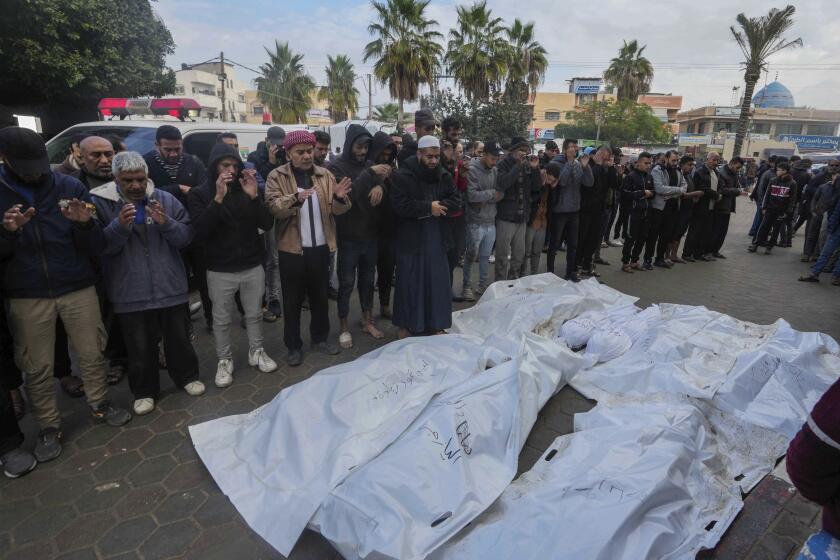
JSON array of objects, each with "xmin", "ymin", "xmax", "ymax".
[{"xmin": 47, "ymin": 126, "xmax": 158, "ymax": 164}]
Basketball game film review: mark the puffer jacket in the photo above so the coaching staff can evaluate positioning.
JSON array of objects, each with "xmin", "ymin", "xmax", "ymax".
[
  {"xmin": 91, "ymin": 181, "xmax": 192, "ymax": 313},
  {"xmin": 0, "ymin": 166, "xmax": 104, "ymax": 299}
]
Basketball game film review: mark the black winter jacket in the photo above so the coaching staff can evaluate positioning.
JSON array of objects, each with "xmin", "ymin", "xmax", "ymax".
[
  {"xmin": 329, "ymin": 124, "xmax": 377, "ymax": 240},
  {"xmin": 495, "ymin": 155, "xmax": 541, "ymax": 223},
  {"xmin": 621, "ymin": 169, "xmax": 654, "ymax": 213},
  {"xmin": 0, "ymin": 167, "xmax": 104, "ymax": 299},
  {"xmin": 143, "ymin": 150, "xmax": 206, "ymax": 208},
  {"xmin": 187, "ymin": 144, "xmax": 274, "ymax": 273},
  {"xmin": 692, "ymin": 165, "xmax": 723, "ymax": 212}
]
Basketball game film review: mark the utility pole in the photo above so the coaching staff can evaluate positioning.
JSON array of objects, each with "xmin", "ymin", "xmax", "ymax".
[
  {"xmin": 367, "ymin": 74, "xmax": 372, "ymax": 120},
  {"xmin": 219, "ymin": 51, "xmax": 226, "ymax": 122}
]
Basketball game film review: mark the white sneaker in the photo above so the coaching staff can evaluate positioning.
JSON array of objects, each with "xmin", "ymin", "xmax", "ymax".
[
  {"xmin": 133, "ymin": 398, "xmax": 155, "ymax": 415},
  {"xmin": 215, "ymin": 359, "xmax": 234, "ymax": 388},
  {"xmin": 184, "ymin": 381, "xmax": 205, "ymax": 396},
  {"xmin": 488, "ymin": 254, "xmax": 496, "ymax": 263},
  {"xmin": 462, "ymin": 287, "xmax": 475, "ymax": 302},
  {"xmin": 248, "ymin": 348, "xmax": 278, "ymax": 373}
]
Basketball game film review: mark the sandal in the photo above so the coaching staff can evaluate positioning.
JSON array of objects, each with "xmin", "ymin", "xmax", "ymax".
[
  {"xmin": 59, "ymin": 376, "xmax": 85, "ymax": 398},
  {"xmin": 339, "ymin": 331, "xmax": 353, "ymax": 349},
  {"xmin": 798, "ymin": 275, "xmax": 819, "ymax": 283},
  {"xmin": 832, "ymin": 277, "xmax": 840, "ymax": 286},
  {"xmin": 622, "ymin": 264, "xmax": 634, "ymax": 274}
]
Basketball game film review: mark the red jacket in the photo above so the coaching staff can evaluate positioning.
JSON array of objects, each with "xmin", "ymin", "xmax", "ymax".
[{"xmin": 787, "ymin": 378, "xmax": 840, "ymax": 538}]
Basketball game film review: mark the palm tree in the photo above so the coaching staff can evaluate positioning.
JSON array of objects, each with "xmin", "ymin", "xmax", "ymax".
[
  {"xmin": 318, "ymin": 54, "xmax": 359, "ymax": 122},
  {"xmin": 372, "ymin": 102, "xmax": 400, "ymax": 123},
  {"xmin": 603, "ymin": 40, "xmax": 654, "ymax": 101},
  {"xmin": 255, "ymin": 40, "xmax": 316, "ymax": 123},
  {"xmin": 445, "ymin": 1, "xmax": 508, "ymax": 101},
  {"xmin": 363, "ymin": 0, "xmax": 444, "ymax": 125},
  {"xmin": 730, "ymin": 5, "xmax": 802, "ymax": 157},
  {"xmin": 504, "ymin": 19, "xmax": 548, "ymax": 101}
]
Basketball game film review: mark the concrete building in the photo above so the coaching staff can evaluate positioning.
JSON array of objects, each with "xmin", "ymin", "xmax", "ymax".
[
  {"xmin": 529, "ymin": 77, "xmax": 616, "ymax": 138},
  {"xmin": 171, "ymin": 62, "xmax": 249, "ymax": 122},
  {"xmin": 677, "ymin": 82, "xmax": 840, "ymax": 144},
  {"xmin": 244, "ymin": 90, "xmax": 333, "ymax": 126},
  {"xmin": 637, "ymin": 93, "xmax": 682, "ymax": 134}
]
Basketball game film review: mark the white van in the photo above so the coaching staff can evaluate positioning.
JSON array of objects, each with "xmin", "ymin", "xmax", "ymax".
[{"xmin": 46, "ymin": 121, "xmax": 314, "ymax": 166}]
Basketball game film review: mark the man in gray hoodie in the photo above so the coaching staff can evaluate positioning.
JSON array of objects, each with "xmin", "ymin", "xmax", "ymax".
[
  {"xmin": 462, "ymin": 140, "xmax": 504, "ymax": 300},
  {"xmin": 91, "ymin": 152, "xmax": 204, "ymax": 417}
]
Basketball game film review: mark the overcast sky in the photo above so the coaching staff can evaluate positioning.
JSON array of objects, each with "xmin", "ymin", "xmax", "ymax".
[{"xmin": 155, "ymin": 0, "xmax": 840, "ymax": 113}]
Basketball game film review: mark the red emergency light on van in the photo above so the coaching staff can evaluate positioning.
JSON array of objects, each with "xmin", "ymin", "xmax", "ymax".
[{"xmin": 97, "ymin": 98, "xmax": 201, "ymax": 121}]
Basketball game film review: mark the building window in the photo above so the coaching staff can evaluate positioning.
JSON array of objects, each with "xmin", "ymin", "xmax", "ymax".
[
  {"xmin": 174, "ymin": 85, "xmax": 184, "ymax": 95},
  {"xmin": 238, "ymin": 93, "xmax": 245, "ymax": 103},
  {"xmin": 252, "ymin": 105, "xmax": 264, "ymax": 116},
  {"xmin": 775, "ymin": 122, "xmax": 803, "ymax": 136},
  {"xmin": 750, "ymin": 122, "xmax": 771, "ymax": 134},
  {"xmin": 807, "ymin": 123, "xmax": 836, "ymax": 136},
  {"xmin": 544, "ymin": 111, "xmax": 561, "ymax": 121},
  {"xmin": 717, "ymin": 121, "xmax": 738, "ymax": 133}
]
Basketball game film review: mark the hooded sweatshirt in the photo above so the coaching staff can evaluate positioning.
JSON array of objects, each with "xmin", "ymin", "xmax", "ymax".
[
  {"xmin": 187, "ymin": 144, "xmax": 274, "ymax": 273},
  {"xmin": 761, "ymin": 172, "xmax": 798, "ymax": 213},
  {"xmin": 329, "ymin": 124, "xmax": 379, "ymax": 240},
  {"xmin": 362, "ymin": 131, "xmax": 398, "ymax": 236}
]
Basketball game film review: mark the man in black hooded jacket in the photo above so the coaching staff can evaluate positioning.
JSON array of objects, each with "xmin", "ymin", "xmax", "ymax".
[
  {"xmin": 328, "ymin": 124, "xmax": 389, "ymax": 348},
  {"xmin": 187, "ymin": 144, "xmax": 277, "ymax": 389}
]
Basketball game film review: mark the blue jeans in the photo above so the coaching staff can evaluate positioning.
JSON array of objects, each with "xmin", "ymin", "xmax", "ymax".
[
  {"xmin": 337, "ymin": 238, "xmax": 378, "ymax": 318},
  {"xmin": 811, "ymin": 226, "xmax": 840, "ymax": 278},
  {"xmin": 463, "ymin": 223, "xmax": 496, "ymax": 292}
]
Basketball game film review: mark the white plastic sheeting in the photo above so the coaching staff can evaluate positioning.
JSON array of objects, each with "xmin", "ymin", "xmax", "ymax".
[
  {"xmin": 189, "ymin": 334, "xmax": 505, "ymax": 556},
  {"xmin": 450, "ymin": 274, "xmax": 637, "ymax": 356},
  {"xmin": 311, "ymin": 335, "xmax": 592, "ymax": 560},
  {"xmin": 432, "ymin": 400, "xmax": 743, "ymax": 560},
  {"xmin": 190, "ymin": 275, "xmax": 840, "ymax": 559}
]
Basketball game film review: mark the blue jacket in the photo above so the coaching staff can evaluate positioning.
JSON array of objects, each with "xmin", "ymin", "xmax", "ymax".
[
  {"xmin": 0, "ymin": 166, "xmax": 104, "ymax": 299},
  {"xmin": 91, "ymin": 181, "xmax": 192, "ymax": 313}
]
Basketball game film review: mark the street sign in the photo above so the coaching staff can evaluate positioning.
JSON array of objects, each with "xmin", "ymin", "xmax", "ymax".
[
  {"xmin": 778, "ymin": 134, "xmax": 840, "ymax": 151},
  {"xmin": 678, "ymin": 133, "xmax": 712, "ymax": 146}
]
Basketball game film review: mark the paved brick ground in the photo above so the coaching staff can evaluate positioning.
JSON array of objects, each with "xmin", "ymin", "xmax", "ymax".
[{"xmin": 1, "ymin": 205, "xmax": 838, "ymax": 559}]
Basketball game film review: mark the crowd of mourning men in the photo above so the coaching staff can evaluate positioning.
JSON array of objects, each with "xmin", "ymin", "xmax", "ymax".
[{"xmin": 0, "ymin": 110, "xmax": 839, "ymax": 478}]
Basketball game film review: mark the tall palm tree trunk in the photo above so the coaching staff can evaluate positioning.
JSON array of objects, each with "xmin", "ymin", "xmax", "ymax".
[
  {"xmin": 398, "ymin": 97, "xmax": 404, "ymax": 131},
  {"xmin": 733, "ymin": 68, "xmax": 760, "ymax": 157}
]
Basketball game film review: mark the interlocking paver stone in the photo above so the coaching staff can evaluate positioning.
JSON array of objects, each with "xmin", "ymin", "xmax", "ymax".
[
  {"xmin": 76, "ymin": 480, "xmax": 131, "ymax": 513},
  {"xmin": 193, "ymin": 494, "xmax": 237, "ymax": 529},
  {"xmin": 153, "ymin": 489, "xmax": 206, "ymax": 524},
  {"xmin": 12, "ymin": 503, "xmax": 75, "ymax": 545},
  {"xmin": 149, "ymin": 410, "xmax": 192, "ymax": 434},
  {"xmin": 126, "ymin": 455, "xmax": 177, "ymax": 487},
  {"xmin": 55, "ymin": 548, "xmax": 98, "ymax": 560},
  {"xmin": 106, "ymin": 427, "xmax": 154, "ymax": 453},
  {"xmin": 93, "ymin": 450, "xmax": 142, "ymax": 482},
  {"xmin": 37, "ymin": 473, "xmax": 95, "ymax": 506},
  {"xmin": 96, "ymin": 515, "xmax": 157, "ymax": 557},
  {"xmin": 162, "ymin": 461, "xmax": 207, "ymax": 492},
  {"xmin": 0, "ymin": 498, "xmax": 37, "ymax": 531},
  {"xmin": 114, "ymin": 484, "xmax": 169, "ymax": 520},
  {"xmin": 138, "ymin": 519, "xmax": 200, "ymax": 560},
  {"xmin": 138, "ymin": 430, "xmax": 183, "ymax": 458},
  {"xmin": 53, "ymin": 510, "xmax": 115, "ymax": 552}
]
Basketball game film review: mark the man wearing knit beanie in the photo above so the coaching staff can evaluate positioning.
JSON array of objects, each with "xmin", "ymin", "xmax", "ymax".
[{"xmin": 265, "ymin": 130, "xmax": 352, "ymax": 366}]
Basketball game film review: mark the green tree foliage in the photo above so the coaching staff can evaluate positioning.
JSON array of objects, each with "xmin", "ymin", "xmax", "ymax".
[
  {"xmin": 730, "ymin": 5, "xmax": 801, "ymax": 157},
  {"xmin": 0, "ymin": 0, "xmax": 175, "ymax": 105},
  {"xmin": 504, "ymin": 19, "xmax": 548, "ymax": 100},
  {"xmin": 444, "ymin": 1, "xmax": 508, "ymax": 102},
  {"xmin": 372, "ymin": 103, "xmax": 400, "ymax": 123},
  {"xmin": 364, "ymin": 0, "xmax": 444, "ymax": 125},
  {"xmin": 255, "ymin": 41, "xmax": 316, "ymax": 124},
  {"xmin": 603, "ymin": 40, "xmax": 654, "ymax": 101},
  {"xmin": 318, "ymin": 54, "xmax": 359, "ymax": 121},
  {"xmin": 422, "ymin": 87, "xmax": 533, "ymax": 145},
  {"xmin": 555, "ymin": 99, "xmax": 671, "ymax": 145}
]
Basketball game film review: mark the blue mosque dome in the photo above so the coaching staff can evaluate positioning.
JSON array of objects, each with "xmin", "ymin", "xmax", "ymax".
[{"xmin": 752, "ymin": 81, "xmax": 795, "ymax": 108}]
